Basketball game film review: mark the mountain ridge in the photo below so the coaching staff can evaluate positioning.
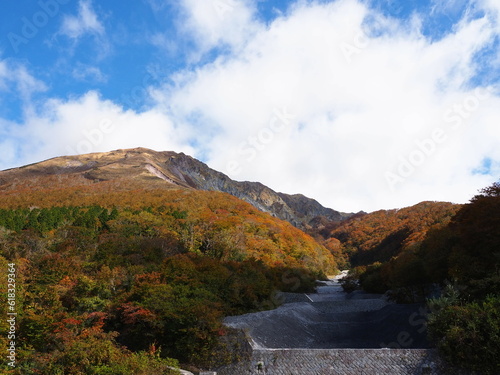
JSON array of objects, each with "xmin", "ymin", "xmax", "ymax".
[{"xmin": 0, "ymin": 147, "xmax": 355, "ymax": 228}]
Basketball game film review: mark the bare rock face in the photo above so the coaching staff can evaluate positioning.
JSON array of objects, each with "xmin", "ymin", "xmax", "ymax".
[
  {"xmin": 155, "ymin": 150, "xmax": 355, "ymax": 228},
  {"xmin": 0, "ymin": 147, "xmax": 354, "ymax": 228}
]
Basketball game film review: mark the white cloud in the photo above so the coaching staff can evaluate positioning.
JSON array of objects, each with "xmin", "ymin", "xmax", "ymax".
[
  {"xmin": 57, "ymin": 0, "xmax": 110, "ymax": 60},
  {"xmin": 12, "ymin": 66, "xmax": 48, "ymax": 101},
  {"xmin": 0, "ymin": 60, "xmax": 47, "ymax": 101},
  {"xmin": 60, "ymin": 0, "xmax": 104, "ymax": 39},
  {"xmin": 157, "ymin": 0, "xmax": 500, "ymax": 212},
  {"xmin": 177, "ymin": 0, "xmax": 260, "ymax": 54},
  {"xmin": 481, "ymin": 0, "xmax": 500, "ymax": 30},
  {"xmin": 0, "ymin": 91, "xmax": 195, "ymax": 170}
]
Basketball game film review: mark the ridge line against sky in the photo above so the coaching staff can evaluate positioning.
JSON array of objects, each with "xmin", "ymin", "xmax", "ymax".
[{"xmin": 0, "ymin": 0, "xmax": 499, "ymax": 212}]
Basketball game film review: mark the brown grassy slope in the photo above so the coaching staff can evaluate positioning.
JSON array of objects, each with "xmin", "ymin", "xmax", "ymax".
[{"xmin": 0, "ymin": 148, "xmax": 193, "ymax": 193}]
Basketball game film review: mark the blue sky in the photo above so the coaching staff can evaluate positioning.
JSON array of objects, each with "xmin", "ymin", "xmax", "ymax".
[{"xmin": 1, "ymin": 0, "xmax": 499, "ymax": 212}]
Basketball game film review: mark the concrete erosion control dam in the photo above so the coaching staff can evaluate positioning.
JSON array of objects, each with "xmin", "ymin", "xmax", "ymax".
[{"xmin": 215, "ymin": 273, "xmax": 455, "ymax": 375}]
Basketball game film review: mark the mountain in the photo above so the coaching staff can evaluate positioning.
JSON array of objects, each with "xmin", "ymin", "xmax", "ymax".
[
  {"xmin": 328, "ymin": 201, "xmax": 461, "ymax": 267},
  {"xmin": 0, "ymin": 147, "xmax": 353, "ymax": 228},
  {"xmin": 0, "ymin": 149, "xmax": 342, "ymax": 372}
]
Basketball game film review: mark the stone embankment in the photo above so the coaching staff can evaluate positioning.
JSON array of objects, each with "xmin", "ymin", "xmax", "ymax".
[{"xmin": 216, "ymin": 348, "xmax": 444, "ymax": 375}]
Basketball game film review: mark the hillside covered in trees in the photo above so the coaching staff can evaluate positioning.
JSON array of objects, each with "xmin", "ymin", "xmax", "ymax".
[
  {"xmin": 326, "ymin": 201, "xmax": 461, "ymax": 295},
  {"xmin": 0, "ymin": 185, "xmax": 334, "ymax": 374},
  {"xmin": 332, "ymin": 183, "xmax": 500, "ymax": 374}
]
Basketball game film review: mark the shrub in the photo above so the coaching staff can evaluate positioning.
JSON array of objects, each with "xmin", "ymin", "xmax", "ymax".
[{"xmin": 427, "ymin": 295, "xmax": 500, "ymax": 374}]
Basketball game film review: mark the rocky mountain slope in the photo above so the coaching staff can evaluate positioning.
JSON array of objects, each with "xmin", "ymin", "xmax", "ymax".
[{"xmin": 0, "ymin": 147, "xmax": 353, "ymax": 228}]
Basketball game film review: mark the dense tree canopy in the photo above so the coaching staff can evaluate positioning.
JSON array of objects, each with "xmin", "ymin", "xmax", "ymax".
[{"xmin": 0, "ymin": 188, "xmax": 332, "ymax": 373}]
